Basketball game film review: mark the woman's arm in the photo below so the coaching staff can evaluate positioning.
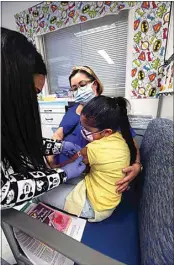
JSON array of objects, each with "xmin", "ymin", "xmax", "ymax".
[
  {"xmin": 1, "ymin": 166, "xmax": 66, "ymax": 210},
  {"xmin": 116, "ymin": 138, "xmax": 142, "ymax": 193},
  {"xmin": 42, "ymin": 138, "xmax": 62, "ymax": 155},
  {"xmin": 1, "ymin": 156, "xmax": 85, "ymax": 210},
  {"xmin": 45, "ymin": 104, "xmax": 81, "ymax": 166},
  {"xmin": 52, "ymin": 127, "xmax": 64, "ymax": 141},
  {"xmin": 1, "ymin": 136, "xmax": 84, "ymax": 209},
  {"xmin": 52, "ymin": 105, "xmax": 83, "ymax": 141},
  {"xmin": 42, "ymin": 138, "xmax": 63, "ymax": 168},
  {"xmin": 42, "ymin": 138, "xmax": 81, "ymax": 157},
  {"xmin": 134, "ymin": 138, "xmax": 140, "ymax": 163},
  {"xmin": 53, "ymin": 105, "xmax": 80, "ymax": 141},
  {"xmin": 43, "ymin": 138, "xmax": 81, "ymax": 168}
]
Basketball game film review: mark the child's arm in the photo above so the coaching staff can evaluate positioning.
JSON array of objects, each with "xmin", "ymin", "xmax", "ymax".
[{"xmin": 58, "ymin": 147, "xmax": 89, "ymax": 168}]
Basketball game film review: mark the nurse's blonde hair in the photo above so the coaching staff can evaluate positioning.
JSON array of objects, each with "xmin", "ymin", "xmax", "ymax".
[{"xmin": 69, "ymin": 66, "xmax": 104, "ymax": 95}]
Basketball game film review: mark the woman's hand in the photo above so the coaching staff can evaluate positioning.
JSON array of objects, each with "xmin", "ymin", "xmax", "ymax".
[
  {"xmin": 61, "ymin": 141, "xmax": 81, "ymax": 157},
  {"xmin": 62, "ymin": 156, "xmax": 86, "ymax": 180},
  {"xmin": 116, "ymin": 163, "xmax": 141, "ymax": 193}
]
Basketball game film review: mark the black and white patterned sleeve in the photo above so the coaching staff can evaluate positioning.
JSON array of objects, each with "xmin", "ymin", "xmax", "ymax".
[
  {"xmin": 42, "ymin": 138, "xmax": 63, "ymax": 155},
  {"xmin": 0, "ymin": 166, "xmax": 67, "ymax": 210}
]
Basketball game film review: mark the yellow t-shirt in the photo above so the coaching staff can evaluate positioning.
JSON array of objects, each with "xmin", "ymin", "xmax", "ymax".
[{"xmin": 85, "ymin": 132, "xmax": 130, "ymax": 212}]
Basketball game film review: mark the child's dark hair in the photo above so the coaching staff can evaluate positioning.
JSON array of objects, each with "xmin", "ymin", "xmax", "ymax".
[{"xmin": 81, "ymin": 95, "xmax": 137, "ymax": 164}]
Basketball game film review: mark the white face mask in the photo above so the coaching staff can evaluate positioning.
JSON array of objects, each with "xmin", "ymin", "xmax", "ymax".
[{"xmin": 73, "ymin": 82, "xmax": 95, "ymax": 104}]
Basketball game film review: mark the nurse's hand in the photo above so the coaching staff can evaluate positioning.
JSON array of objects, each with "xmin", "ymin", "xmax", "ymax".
[
  {"xmin": 62, "ymin": 156, "xmax": 86, "ymax": 180},
  {"xmin": 61, "ymin": 141, "xmax": 81, "ymax": 157},
  {"xmin": 116, "ymin": 163, "xmax": 141, "ymax": 193}
]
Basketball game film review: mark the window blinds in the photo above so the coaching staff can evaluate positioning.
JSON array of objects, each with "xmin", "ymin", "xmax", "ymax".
[{"xmin": 44, "ymin": 10, "xmax": 128, "ymax": 97}]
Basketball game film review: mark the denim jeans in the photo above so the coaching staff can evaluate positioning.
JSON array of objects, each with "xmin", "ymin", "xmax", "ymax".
[{"xmin": 38, "ymin": 177, "xmax": 95, "ymax": 219}]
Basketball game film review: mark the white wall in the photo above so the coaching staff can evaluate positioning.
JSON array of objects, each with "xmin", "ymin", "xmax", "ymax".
[
  {"xmin": 1, "ymin": 1, "xmax": 173, "ymax": 120},
  {"xmin": 159, "ymin": 96, "xmax": 174, "ymax": 120},
  {"xmin": 1, "ymin": 1, "xmax": 41, "ymax": 30}
]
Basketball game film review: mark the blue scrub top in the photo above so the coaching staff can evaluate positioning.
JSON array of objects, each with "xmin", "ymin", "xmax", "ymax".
[
  {"xmin": 55, "ymin": 103, "xmax": 136, "ymax": 164},
  {"xmin": 55, "ymin": 103, "xmax": 88, "ymax": 164}
]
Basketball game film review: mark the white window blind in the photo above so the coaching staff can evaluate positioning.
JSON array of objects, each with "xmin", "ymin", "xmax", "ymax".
[{"xmin": 44, "ymin": 10, "xmax": 128, "ymax": 97}]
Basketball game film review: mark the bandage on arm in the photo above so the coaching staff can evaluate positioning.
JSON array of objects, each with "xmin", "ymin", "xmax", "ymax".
[{"xmin": 58, "ymin": 147, "xmax": 89, "ymax": 168}]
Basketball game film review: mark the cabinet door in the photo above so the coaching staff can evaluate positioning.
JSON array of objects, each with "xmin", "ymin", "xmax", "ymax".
[
  {"xmin": 41, "ymin": 125, "xmax": 59, "ymax": 138},
  {"xmin": 40, "ymin": 113, "xmax": 64, "ymax": 125}
]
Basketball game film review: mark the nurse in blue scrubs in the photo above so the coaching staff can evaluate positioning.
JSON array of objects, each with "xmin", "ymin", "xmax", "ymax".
[
  {"xmin": 52, "ymin": 66, "xmax": 142, "ymax": 192},
  {"xmin": 54, "ymin": 66, "xmax": 104, "ymax": 151}
]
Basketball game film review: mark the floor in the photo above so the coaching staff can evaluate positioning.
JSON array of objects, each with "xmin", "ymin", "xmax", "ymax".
[{"xmin": 0, "ymin": 228, "xmax": 16, "ymax": 265}]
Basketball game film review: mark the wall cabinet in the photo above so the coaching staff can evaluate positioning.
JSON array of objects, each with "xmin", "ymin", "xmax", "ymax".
[{"xmin": 39, "ymin": 101, "xmax": 67, "ymax": 138}]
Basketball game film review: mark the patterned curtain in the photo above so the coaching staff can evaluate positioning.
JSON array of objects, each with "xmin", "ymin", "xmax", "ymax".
[{"xmin": 15, "ymin": 1, "xmax": 172, "ymax": 99}]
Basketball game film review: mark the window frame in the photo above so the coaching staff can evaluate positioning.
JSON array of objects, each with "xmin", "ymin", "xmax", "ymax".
[{"xmin": 35, "ymin": 9, "xmax": 133, "ymax": 99}]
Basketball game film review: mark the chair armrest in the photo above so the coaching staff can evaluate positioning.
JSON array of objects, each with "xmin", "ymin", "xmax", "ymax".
[{"xmin": 2, "ymin": 209, "xmax": 126, "ymax": 265}]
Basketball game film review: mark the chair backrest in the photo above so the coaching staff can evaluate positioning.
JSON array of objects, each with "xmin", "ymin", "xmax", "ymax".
[
  {"xmin": 139, "ymin": 118, "xmax": 174, "ymax": 265},
  {"xmin": 133, "ymin": 128, "xmax": 146, "ymax": 148}
]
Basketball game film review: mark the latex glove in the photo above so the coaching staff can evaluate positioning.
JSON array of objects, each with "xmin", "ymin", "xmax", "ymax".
[
  {"xmin": 61, "ymin": 141, "xmax": 81, "ymax": 157},
  {"xmin": 62, "ymin": 156, "xmax": 86, "ymax": 180},
  {"xmin": 116, "ymin": 163, "xmax": 141, "ymax": 193}
]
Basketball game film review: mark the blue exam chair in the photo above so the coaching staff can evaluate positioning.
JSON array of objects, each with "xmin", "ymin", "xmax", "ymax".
[{"xmin": 2, "ymin": 119, "xmax": 173, "ymax": 265}]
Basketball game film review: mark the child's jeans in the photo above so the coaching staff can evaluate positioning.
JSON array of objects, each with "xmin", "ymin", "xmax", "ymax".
[{"xmin": 37, "ymin": 177, "xmax": 95, "ymax": 219}]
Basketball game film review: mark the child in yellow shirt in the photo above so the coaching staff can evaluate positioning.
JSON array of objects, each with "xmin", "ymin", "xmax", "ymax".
[{"xmin": 40, "ymin": 96, "xmax": 137, "ymax": 222}]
